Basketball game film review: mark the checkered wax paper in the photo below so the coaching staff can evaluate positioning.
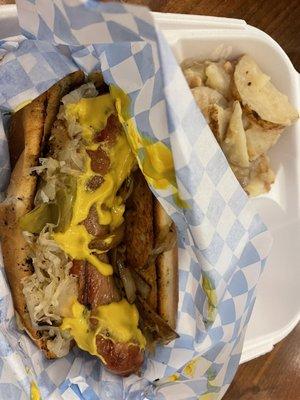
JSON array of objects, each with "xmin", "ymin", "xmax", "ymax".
[{"xmin": 0, "ymin": 1, "xmax": 272, "ymax": 399}]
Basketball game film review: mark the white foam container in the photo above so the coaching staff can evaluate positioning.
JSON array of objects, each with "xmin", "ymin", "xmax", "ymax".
[{"xmin": 0, "ymin": 5, "xmax": 299, "ymax": 364}]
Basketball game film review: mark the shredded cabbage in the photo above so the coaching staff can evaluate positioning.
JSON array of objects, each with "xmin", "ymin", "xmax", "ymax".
[
  {"xmin": 56, "ymin": 136, "xmax": 84, "ymax": 171},
  {"xmin": 33, "ymin": 158, "xmax": 67, "ymax": 205},
  {"xmin": 31, "ymin": 157, "xmax": 63, "ymax": 176},
  {"xmin": 33, "ymin": 84, "xmax": 98, "ymax": 206},
  {"xmin": 46, "ymin": 327, "xmax": 72, "ymax": 357},
  {"xmin": 61, "ymin": 82, "xmax": 98, "ymax": 105},
  {"xmin": 22, "ymin": 225, "xmax": 78, "ymax": 357},
  {"xmin": 33, "ymin": 138, "xmax": 81, "ymax": 207}
]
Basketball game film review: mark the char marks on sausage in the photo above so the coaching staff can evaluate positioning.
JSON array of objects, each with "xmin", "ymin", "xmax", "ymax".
[
  {"xmin": 94, "ymin": 114, "xmax": 120, "ymax": 145},
  {"xmin": 71, "ymin": 258, "xmax": 121, "ymax": 308},
  {"xmin": 83, "ymin": 205, "xmax": 109, "ymax": 237},
  {"xmin": 86, "ymin": 146, "xmax": 110, "ymax": 175},
  {"xmin": 86, "ymin": 262, "xmax": 121, "ymax": 308},
  {"xmin": 70, "ymin": 260, "xmax": 87, "ymax": 305},
  {"xmin": 96, "ymin": 336, "xmax": 144, "ymax": 377},
  {"xmin": 86, "ymin": 175, "xmax": 104, "ymax": 191},
  {"xmin": 71, "ymin": 258, "xmax": 144, "ymax": 375}
]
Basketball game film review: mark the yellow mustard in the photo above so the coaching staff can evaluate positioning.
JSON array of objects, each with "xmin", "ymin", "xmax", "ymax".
[
  {"xmin": 61, "ymin": 299, "xmax": 146, "ymax": 360},
  {"xmin": 30, "ymin": 382, "xmax": 41, "ymax": 400},
  {"xmin": 167, "ymin": 373, "xmax": 180, "ymax": 382},
  {"xmin": 183, "ymin": 357, "xmax": 199, "ymax": 378},
  {"xmin": 111, "ymin": 86, "xmax": 187, "ymax": 208},
  {"xmin": 52, "ymin": 94, "xmax": 135, "ymax": 276},
  {"xmin": 198, "ymin": 393, "xmax": 217, "ymax": 400},
  {"xmin": 202, "ymin": 275, "xmax": 217, "ymax": 323}
]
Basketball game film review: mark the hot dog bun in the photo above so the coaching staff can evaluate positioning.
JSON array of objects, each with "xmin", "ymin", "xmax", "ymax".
[
  {"xmin": 155, "ymin": 201, "xmax": 178, "ymax": 330},
  {"xmin": 0, "ymin": 71, "xmax": 85, "ymax": 357},
  {"xmin": 124, "ymin": 170, "xmax": 178, "ymax": 328}
]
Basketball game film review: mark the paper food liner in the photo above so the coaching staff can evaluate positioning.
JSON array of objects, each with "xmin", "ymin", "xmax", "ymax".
[{"xmin": 0, "ymin": 1, "xmax": 272, "ymax": 399}]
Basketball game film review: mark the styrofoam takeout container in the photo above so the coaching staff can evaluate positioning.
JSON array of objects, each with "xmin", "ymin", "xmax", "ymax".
[{"xmin": 0, "ymin": 5, "xmax": 299, "ymax": 364}]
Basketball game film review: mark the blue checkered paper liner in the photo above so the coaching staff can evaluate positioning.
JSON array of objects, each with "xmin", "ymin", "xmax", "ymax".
[{"xmin": 0, "ymin": 1, "xmax": 273, "ymax": 399}]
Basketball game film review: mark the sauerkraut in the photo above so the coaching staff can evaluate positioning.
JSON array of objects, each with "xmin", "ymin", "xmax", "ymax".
[
  {"xmin": 21, "ymin": 83, "xmax": 99, "ymax": 357},
  {"xmin": 34, "ymin": 82, "xmax": 98, "ymax": 206},
  {"xmin": 22, "ymin": 226, "xmax": 77, "ymax": 357},
  {"xmin": 32, "ymin": 158, "xmax": 66, "ymax": 204},
  {"xmin": 61, "ymin": 82, "xmax": 98, "ymax": 106}
]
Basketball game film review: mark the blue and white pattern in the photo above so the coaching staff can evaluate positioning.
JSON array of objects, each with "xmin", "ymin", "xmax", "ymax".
[{"xmin": 0, "ymin": 1, "xmax": 272, "ymax": 399}]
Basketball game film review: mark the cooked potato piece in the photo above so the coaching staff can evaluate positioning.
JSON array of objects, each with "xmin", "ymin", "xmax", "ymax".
[
  {"xmin": 207, "ymin": 104, "xmax": 232, "ymax": 143},
  {"xmin": 245, "ymin": 154, "xmax": 275, "ymax": 196},
  {"xmin": 222, "ymin": 101, "xmax": 249, "ymax": 168},
  {"xmin": 246, "ymin": 125, "xmax": 282, "ymax": 161},
  {"xmin": 191, "ymin": 86, "xmax": 228, "ymax": 117},
  {"xmin": 182, "ymin": 59, "xmax": 206, "ymax": 88},
  {"xmin": 183, "ymin": 68, "xmax": 203, "ymax": 88},
  {"xmin": 245, "ymin": 105, "xmax": 285, "ymax": 130},
  {"xmin": 223, "ymin": 60, "xmax": 234, "ymax": 75},
  {"xmin": 230, "ymin": 164, "xmax": 250, "ymax": 189},
  {"xmin": 242, "ymin": 113, "xmax": 251, "ymax": 130},
  {"xmin": 234, "ymin": 55, "xmax": 298, "ymax": 126},
  {"xmin": 181, "ymin": 59, "xmax": 206, "ymax": 74},
  {"xmin": 182, "ymin": 53, "xmax": 299, "ymax": 197},
  {"xmin": 205, "ymin": 63, "xmax": 231, "ymax": 98}
]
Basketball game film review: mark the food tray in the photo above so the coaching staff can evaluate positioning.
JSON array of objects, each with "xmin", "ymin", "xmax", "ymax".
[{"xmin": 1, "ymin": 4, "xmax": 299, "ymax": 364}]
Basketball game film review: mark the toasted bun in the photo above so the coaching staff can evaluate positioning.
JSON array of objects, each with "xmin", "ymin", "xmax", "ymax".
[
  {"xmin": 124, "ymin": 169, "xmax": 178, "ymax": 330},
  {"xmin": 124, "ymin": 169, "xmax": 154, "ymax": 269},
  {"xmin": 154, "ymin": 200, "xmax": 178, "ymax": 330},
  {"xmin": 0, "ymin": 71, "xmax": 85, "ymax": 358}
]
